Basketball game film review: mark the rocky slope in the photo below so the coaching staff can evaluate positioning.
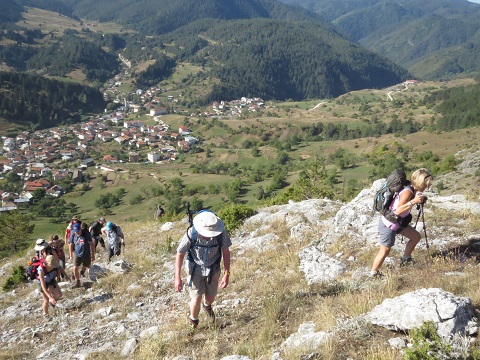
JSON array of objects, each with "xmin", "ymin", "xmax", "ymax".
[{"xmin": 1, "ymin": 152, "xmax": 479, "ymax": 359}]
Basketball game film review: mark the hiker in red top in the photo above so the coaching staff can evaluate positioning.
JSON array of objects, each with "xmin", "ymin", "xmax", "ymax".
[{"xmin": 65, "ymin": 216, "xmax": 80, "ymax": 243}]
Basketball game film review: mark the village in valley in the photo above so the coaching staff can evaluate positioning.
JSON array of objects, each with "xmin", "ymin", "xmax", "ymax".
[{"xmin": 0, "ymin": 71, "xmax": 267, "ymax": 212}]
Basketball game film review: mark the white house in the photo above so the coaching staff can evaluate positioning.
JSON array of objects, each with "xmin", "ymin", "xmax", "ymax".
[
  {"xmin": 150, "ymin": 108, "xmax": 168, "ymax": 116},
  {"xmin": 184, "ymin": 136, "xmax": 197, "ymax": 145},
  {"xmin": 147, "ymin": 152, "xmax": 161, "ymax": 163},
  {"xmin": 3, "ymin": 138, "xmax": 15, "ymax": 152}
]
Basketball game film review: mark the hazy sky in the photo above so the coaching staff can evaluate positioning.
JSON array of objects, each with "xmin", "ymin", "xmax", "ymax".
[{"xmin": 468, "ymin": 0, "xmax": 480, "ymax": 3}]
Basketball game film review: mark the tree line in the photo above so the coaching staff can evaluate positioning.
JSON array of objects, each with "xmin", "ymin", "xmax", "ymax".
[
  {"xmin": 425, "ymin": 82, "xmax": 480, "ymax": 130},
  {"xmin": 0, "ymin": 71, "xmax": 105, "ymax": 131}
]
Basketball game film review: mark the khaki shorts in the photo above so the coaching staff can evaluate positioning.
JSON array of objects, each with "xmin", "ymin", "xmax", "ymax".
[
  {"xmin": 73, "ymin": 253, "xmax": 91, "ymax": 268},
  {"xmin": 188, "ymin": 266, "xmax": 220, "ymax": 299}
]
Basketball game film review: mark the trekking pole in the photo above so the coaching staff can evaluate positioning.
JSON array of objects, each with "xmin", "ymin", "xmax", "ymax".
[
  {"xmin": 186, "ymin": 202, "xmax": 193, "ymax": 227},
  {"xmin": 185, "ymin": 202, "xmax": 194, "ymax": 241},
  {"xmin": 413, "ymin": 204, "xmax": 422, "ymax": 229},
  {"xmin": 419, "ymin": 203, "xmax": 431, "ymax": 264}
]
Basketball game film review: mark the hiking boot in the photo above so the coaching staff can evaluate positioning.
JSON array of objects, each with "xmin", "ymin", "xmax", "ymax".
[
  {"xmin": 368, "ymin": 270, "xmax": 384, "ymax": 278},
  {"xmin": 80, "ymin": 270, "xmax": 85, "ymax": 277},
  {"xmin": 203, "ymin": 303, "xmax": 215, "ymax": 319},
  {"xmin": 73, "ymin": 280, "xmax": 81, "ymax": 288},
  {"xmin": 188, "ymin": 317, "xmax": 199, "ymax": 329},
  {"xmin": 400, "ymin": 256, "xmax": 415, "ymax": 267}
]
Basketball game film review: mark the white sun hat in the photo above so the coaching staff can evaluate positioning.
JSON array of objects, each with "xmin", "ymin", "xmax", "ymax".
[
  {"xmin": 34, "ymin": 238, "xmax": 49, "ymax": 251},
  {"xmin": 193, "ymin": 211, "xmax": 225, "ymax": 237}
]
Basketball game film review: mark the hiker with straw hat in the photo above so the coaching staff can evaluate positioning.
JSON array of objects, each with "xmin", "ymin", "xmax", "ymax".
[{"xmin": 175, "ymin": 210, "xmax": 232, "ymax": 329}]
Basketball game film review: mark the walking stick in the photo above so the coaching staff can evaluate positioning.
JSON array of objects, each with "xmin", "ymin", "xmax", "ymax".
[
  {"xmin": 419, "ymin": 203, "xmax": 431, "ymax": 264},
  {"xmin": 413, "ymin": 203, "xmax": 430, "ymax": 265}
]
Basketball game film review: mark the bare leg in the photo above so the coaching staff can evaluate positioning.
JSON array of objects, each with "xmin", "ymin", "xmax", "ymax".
[
  {"xmin": 49, "ymin": 285, "xmax": 63, "ymax": 300},
  {"xmin": 41, "ymin": 292, "xmax": 49, "ymax": 315},
  {"xmin": 371, "ymin": 245, "xmax": 391, "ymax": 272},
  {"xmin": 73, "ymin": 266, "xmax": 80, "ymax": 281},
  {"xmin": 204, "ymin": 294, "xmax": 216, "ymax": 306},
  {"xmin": 400, "ymin": 226, "xmax": 421, "ymax": 257},
  {"xmin": 190, "ymin": 296, "xmax": 202, "ymax": 319}
]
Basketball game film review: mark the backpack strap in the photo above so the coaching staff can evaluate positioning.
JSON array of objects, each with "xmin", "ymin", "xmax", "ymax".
[{"xmin": 36, "ymin": 258, "xmax": 47, "ymax": 280}]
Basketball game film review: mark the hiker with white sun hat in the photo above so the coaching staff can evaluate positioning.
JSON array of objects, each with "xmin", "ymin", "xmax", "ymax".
[{"xmin": 175, "ymin": 210, "xmax": 232, "ymax": 329}]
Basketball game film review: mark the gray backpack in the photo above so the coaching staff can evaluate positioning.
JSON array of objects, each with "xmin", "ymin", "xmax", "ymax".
[{"xmin": 373, "ymin": 169, "xmax": 410, "ymax": 217}]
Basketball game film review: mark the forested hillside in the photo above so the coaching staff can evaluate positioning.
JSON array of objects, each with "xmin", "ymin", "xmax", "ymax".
[
  {"xmin": 280, "ymin": 0, "xmax": 480, "ymax": 79},
  {"xmin": 0, "ymin": 0, "xmax": 23, "ymax": 23},
  {"xmin": 160, "ymin": 18, "xmax": 408, "ymax": 101},
  {"xmin": 0, "ymin": 6, "xmax": 408, "ymax": 103},
  {"xmin": 26, "ymin": 34, "xmax": 121, "ymax": 82},
  {"xmin": 425, "ymin": 82, "xmax": 480, "ymax": 131},
  {"xmin": 0, "ymin": 72, "xmax": 105, "ymax": 132},
  {"xmin": 14, "ymin": 0, "xmax": 335, "ymax": 35}
]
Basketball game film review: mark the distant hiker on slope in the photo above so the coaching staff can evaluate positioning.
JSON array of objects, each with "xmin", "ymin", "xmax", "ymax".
[
  {"xmin": 154, "ymin": 205, "xmax": 165, "ymax": 221},
  {"xmin": 175, "ymin": 211, "xmax": 231, "ymax": 329},
  {"xmin": 370, "ymin": 168, "xmax": 432, "ymax": 277}
]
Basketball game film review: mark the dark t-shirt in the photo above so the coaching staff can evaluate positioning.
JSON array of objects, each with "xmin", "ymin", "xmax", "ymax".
[
  {"xmin": 90, "ymin": 221, "xmax": 103, "ymax": 236},
  {"xmin": 69, "ymin": 232, "xmax": 92, "ymax": 257}
]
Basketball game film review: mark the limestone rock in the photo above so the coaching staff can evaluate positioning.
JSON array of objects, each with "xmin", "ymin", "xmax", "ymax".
[
  {"xmin": 121, "ymin": 338, "xmax": 138, "ymax": 357},
  {"xmin": 365, "ymin": 288, "xmax": 478, "ymax": 339},
  {"xmin": 278, "ymin": 322, "xmax": 328, "ymax": 351},
  {"xmin": 299, "ymin": 247, "xmax": 346, "ymax": 284}
]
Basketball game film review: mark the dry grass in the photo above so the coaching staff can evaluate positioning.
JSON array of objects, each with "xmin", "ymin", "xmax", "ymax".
[
  {"xmin": 3, "ymin": 197, "xmax": 480, "ymax": 359},
  {"xmin": 127, "ymin": 209, "xmax": 480, "ymax": 359}
]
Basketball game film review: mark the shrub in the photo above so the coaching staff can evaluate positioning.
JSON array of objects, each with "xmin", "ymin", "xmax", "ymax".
[
  {"xmin": 3, "ymin": 265, "xmax": 26, "ymax": 291},
  {"xmin": 130, "ymin": 194, "xmax": 144, "ymax": 205},
  {"xmin": 405, "ymin": 321, "xmax": 452, "ymax": 360},
  {"xmin": 218, "ymin": 204, "xmax": 255, "ymax": 233}
]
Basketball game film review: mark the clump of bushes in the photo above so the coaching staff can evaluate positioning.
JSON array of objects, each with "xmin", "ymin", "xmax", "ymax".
[
  {"xmin": 405, "ymin": 321, "xmax": 452, "ymax": 360},
  {"xmin": 218, "ymin": 204, "xmax": 255, "ymax": 233},
  {"xmin": 3, "ymin": 265, "xmax": 26, "ymax": 291}
]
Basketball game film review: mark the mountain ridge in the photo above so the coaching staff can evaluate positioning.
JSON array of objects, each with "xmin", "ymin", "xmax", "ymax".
[{"xmin": 279, "ymin": 0, "xmax": 480, "ymax": 79}]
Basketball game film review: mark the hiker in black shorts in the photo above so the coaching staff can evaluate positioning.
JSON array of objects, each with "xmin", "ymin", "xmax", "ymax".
[
  {"xmin": 102, "ymin": 221, "xmax": 125, "ymax": 263},
  {"xmin": 68, "ymin": 222, "xmax": 95, "ymax": 288},
  {"xmin": 34, "ymin": 241, "xmax": 67, "ymax": 317}
]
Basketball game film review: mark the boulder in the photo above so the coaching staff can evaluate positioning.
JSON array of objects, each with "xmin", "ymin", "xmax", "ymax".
[
  {"xmin": 89, "ymin": 264, "xmax": 108, "ymax": 281},
  {"xmin": 299, "ymin": 247, "xmax": 346, "ymax": 285},
  {"xmin": 277, "ymin": 322, "xmax": 328, "ymax": 352},
  {"xmin": 365, "ymin": 288, "xmax": 478, "ymax": 339}
]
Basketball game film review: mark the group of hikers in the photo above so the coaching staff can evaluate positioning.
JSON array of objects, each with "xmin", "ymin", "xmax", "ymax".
[
  {"xmin": 32, "ymin": 216, "xmax": 125, "ymax": 317},
  {"xmin": 32, "ymin": 168, "xmax": 432, "ymax": 327}
]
